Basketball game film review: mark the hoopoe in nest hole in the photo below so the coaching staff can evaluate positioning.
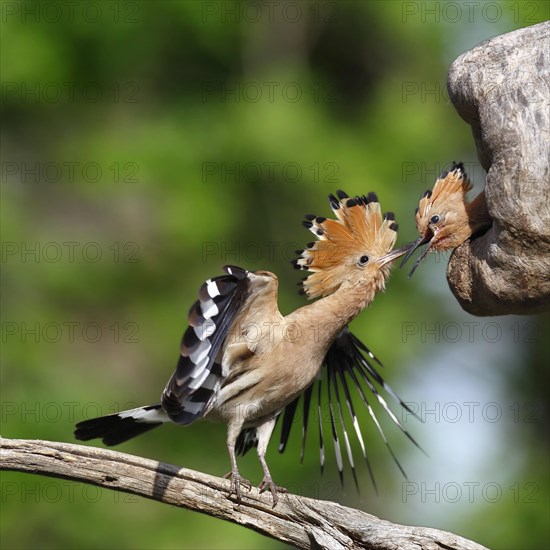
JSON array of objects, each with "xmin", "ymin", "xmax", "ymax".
[
  {"xmin": 75, "ymin": 191, "xmax": 421, "ymax": 506},
  {"xmin": 399, "ymin": 162, "xmax": 492, "ymax": 275}
]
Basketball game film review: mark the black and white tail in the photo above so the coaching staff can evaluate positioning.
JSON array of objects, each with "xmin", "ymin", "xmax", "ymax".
[
  {"xmin": 75, "ymin": 404, "xmax": 168, "ymax": 446},
  {"xmin": 236, "ymin": 328, "xmax": 423, "ymax": 489},
  {"xmin": 274, "ymin": 327, "xmax": 424, "ymax": 489}
]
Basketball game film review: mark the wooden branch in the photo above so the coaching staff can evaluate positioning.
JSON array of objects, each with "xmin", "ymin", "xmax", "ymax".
[{"xmin": 1, "ymin": 437, "xmax": 487, "ymax": 550}]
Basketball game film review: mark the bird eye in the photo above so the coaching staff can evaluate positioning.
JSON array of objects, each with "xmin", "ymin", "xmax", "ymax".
[
  {"xmin": 358, "ymin": 255, "xmax": 369, "ymax": 266},
  {"xmin": 430, "ymin": 215, "xmax": 440, "ymax": 224}
]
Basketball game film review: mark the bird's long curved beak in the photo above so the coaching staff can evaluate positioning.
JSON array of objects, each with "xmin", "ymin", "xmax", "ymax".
[
  {"xmin": 407, "ymin": 240, "xmax": 434, "ymax": 277},
  {"xmin": 398, "ymin": 233, "xmax": 434, "ymax": 277},
  {"xmin": 376, "ymin": 246, "xmax": 412, "ymax": 268},
  {"xmin": 398, "ymin": 234, "xmax": 430, "ymax": 268}
]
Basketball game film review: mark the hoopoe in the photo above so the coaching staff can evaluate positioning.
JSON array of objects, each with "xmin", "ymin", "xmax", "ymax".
[
  {"xmin": 399, "ymin": 162, "xmax": 492, "ymax": 275},
  {"xmin": 75, "ymin": 191, "xmax": 419, "ymax": 506}
]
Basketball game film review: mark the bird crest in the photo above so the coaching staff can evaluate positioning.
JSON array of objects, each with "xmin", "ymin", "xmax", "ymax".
[
  {"xmin": 415, "ymin": 162, "xmax": 472, "ymax": 238},
  {"xmin": 293, "ymin": 191, "xmax": 399, "ymax": 299},
  {"xmin": 400, "ymin": 162, "xmax": 491, "ymax": 276}
]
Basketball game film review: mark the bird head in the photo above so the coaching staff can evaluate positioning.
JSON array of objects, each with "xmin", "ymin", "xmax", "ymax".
[
  {"xmin": 400, "ymin": 162, "xmax": 478, "ymax": 276},
  {"xmin": 293, "ymin": 191, "xmax": 402, "ymax": 299}
]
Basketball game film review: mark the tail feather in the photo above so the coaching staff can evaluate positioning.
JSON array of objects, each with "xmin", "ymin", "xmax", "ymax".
[
  {"xmin": 74, "ymin": 404, "xmax": 168, "ymax": 446},
  {"xmin": 277, "ymin": 327, "xmax": 423, "ymax": 488},
  {"xmin": 235, "ymin": 427, "xmax": 258, "ymax": 456}
]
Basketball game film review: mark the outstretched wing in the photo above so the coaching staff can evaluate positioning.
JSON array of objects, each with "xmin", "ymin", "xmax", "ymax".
[
  {"xmin": 162, "ymin": 265, "xmax": 250, "ymax": 425},
  {"xmin": 277, "ymin": 326, "xmax": 423, "ymax": 490}
]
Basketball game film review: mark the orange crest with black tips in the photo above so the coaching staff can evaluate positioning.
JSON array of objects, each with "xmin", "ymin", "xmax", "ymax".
[
  {"xmin": 415, "ymin": 162, "xmax": 472, "ymax": 238},
  {"xmin": 293, "ymin": 191, "xmax": 399, "ymax": 299}
]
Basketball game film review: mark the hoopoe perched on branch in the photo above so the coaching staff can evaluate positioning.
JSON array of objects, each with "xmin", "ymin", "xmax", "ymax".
[
  {"xmin": 400, "ymin": 162, "xmax": 492, "ymax": 275},
  {"xmin": 75, "ymin": 191, "xmax": 420, "ymax": 505}
]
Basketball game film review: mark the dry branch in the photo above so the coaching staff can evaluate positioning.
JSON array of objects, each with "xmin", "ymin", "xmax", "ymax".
[{"xmin": 1, "ymin": 437, "xmax": 488, "ymax": 550}]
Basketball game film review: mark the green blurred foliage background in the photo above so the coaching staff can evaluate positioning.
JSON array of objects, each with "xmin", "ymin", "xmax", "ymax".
[{"xmin": 1, "ymin": 1, "xmax": 549, "ymax": 549}]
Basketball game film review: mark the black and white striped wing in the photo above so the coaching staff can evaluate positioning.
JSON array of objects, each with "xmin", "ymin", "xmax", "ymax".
[
  {"xmin": 162, "ymin": 265, "xmax": 250, "ymax": 425},
  {"xmin": 278, "ymin": 326, "xmax": 423, "ymax": 489}
]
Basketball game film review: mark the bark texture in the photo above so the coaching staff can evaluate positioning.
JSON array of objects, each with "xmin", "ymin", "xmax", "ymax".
[
  {"xmin": 446, "ymin": 21, "xmax": 550, "ymax": 315},
  {"xmin": 1, "ymin": 437, "xmax": 488, "ymax": 550}
]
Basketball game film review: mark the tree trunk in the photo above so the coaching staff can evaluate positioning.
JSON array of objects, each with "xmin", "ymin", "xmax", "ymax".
[{"xmin": 446, "ymin": 21, "xmax": 550, "ymax": 315}]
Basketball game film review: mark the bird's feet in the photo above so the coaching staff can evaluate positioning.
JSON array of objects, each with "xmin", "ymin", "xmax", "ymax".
[
  {"xmin": 224, "ymin": 470, "xmax": 251, "ymax": 504},
  {"xmin": 258, "ymin": 475, "xmax": 287, "ymax": 507}
]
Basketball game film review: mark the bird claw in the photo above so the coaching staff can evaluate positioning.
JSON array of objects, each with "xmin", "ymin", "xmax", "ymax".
[
  {"xmin": 224, "ymin": 471, "xmax": 251, "ymax": 504},
  {"xmin": 258, "ymin": 476, "xmax": 287, "ymax": 507}
]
